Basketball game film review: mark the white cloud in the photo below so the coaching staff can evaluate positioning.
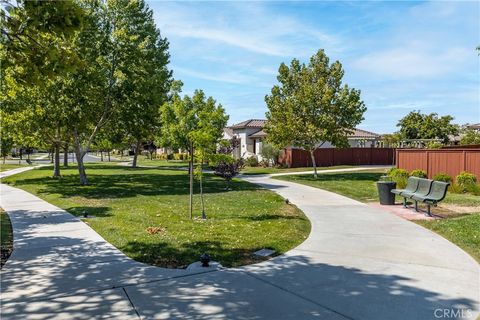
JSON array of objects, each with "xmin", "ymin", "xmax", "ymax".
[
  {"xmin": 173, "ymin": 66, "xmax": 256, "ymax": 85},
  {"xmin": 352, "ymin": 45, "xmax": 472, "ymax": 79},
  {"xmin": 153, "ymin": 2, "xmax": 343, "ymax": 58},
  {"xmin": 167, "ymin": 26, "xmax": 290, "ymax": 57}
]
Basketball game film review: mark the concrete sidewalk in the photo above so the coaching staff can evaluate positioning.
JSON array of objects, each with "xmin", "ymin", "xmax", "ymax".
[
  {"xmin": 266, "ymin": 165, "xmax": 392, "ymax": 177},
  {"xmin": 1, "ymin": 168, "xmax": 479, "ymax": 319},
  {"xmin": 0, "ymin": 166, "xmax": 40, "ymax": 179}
]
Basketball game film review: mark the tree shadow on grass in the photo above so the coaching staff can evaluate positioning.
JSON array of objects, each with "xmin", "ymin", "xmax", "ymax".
[
  {"xmin": 10, "ymin": 170, "xmax": 260, "ymax": 199},
  {"xmin": 65, "ymin": 206, "xmax": 112, "ymax": 218},
  {"xmin": 241, "ymin": 213, "xmax": 305, "ymax": 222},
  {"xmin": 120, "ymin": 240, "xmax": 273, "ymax": 269}
]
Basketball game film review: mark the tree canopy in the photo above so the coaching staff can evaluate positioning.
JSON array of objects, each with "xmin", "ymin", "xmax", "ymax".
[
  {"xmin": 265, "ymin": 49, "xmax": 366, "ymax": 177},
  {"xmin": 161, "ymin": 87, "xmax": 228, "ymax": 218},
  {"xmin": 1, "ymin": 0, "xmax": 84, "ymax": 83},
  {"xmin": 396, "ymin": 111, "xmax": 458, "ymax": 144}
]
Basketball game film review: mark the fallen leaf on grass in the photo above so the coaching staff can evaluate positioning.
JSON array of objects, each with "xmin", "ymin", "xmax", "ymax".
[{"xmin": 145, "ymin": 226, "xmax": 165, "ymax": 235}]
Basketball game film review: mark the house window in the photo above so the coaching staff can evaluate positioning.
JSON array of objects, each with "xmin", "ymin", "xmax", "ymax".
[{"xmin": 253, "ymin": 139, "xmax": 256, "ymax": 154}]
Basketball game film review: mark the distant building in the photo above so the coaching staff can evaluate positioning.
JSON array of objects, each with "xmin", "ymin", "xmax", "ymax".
[
  {"xmin": 467, "ymin": 123, "xmax": 480, "ymax": 131},
  {"xmin": 223, "ymin": 119, "xmax": 381, "ymax": 160}
]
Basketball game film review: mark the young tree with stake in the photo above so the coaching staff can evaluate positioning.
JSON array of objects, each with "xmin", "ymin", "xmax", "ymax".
[{"xmin": 161, "ymin": 88, "xmax": 228, "ymax": 219}]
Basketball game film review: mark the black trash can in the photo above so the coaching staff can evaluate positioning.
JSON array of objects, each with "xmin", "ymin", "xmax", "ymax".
[{"xmin": 377, "ymin": 181, "xmax": 396, "ymax": 205}]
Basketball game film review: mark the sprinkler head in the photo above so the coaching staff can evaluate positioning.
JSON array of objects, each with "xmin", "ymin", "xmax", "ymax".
[{"xmin": 200, "ymin": 253, "xmax": 210, "ymax": 267}]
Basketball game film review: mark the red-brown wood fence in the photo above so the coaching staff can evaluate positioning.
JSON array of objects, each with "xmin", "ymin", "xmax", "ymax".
[
  {"xmin": 278, "ymin": 148, "xmax": 396, "ymax": 168},
  {"xmin": 396, "ymin": 148, "xmax": 480, "ymax": 179}
]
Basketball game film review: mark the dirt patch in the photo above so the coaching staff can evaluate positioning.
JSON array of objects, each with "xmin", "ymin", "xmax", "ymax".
[{"xmin": 437, "ymin": 203, "xmax": 479, "ymax": 214}]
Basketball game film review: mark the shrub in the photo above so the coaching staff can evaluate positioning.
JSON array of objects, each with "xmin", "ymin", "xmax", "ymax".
[
  {"xmin": 245, "ymin": 156, "xmax": 259, "ymax": 167},
  {"xmin": 456, "ymin": 171, "xmax": 477, "ymax": 192},
  {"xmin": 259, "ymin": 160, "xmax": 270, "ymax": 168},
  {"xmin": 448, "ymin": 183, "xmax": 464, "ymax": 194},
  {"xmin": 214, "ymin": 158, "xmax": 244, "ymax": 189},
  {"xmin": 260, "ymin": 143, "xmax": 280, "ymax": 166},
  {"xmin": 410, "ymin": 169, "xmax": 427, "ymax": 178},
  {"xmin": 173, "ymin": 153, "xmax": 188, "ymax": 161},
  {"xmin": 432, "ymin": 172, "xmax": 452, "ymax": 183},
  {"xmin": 386, "ymin": 167, "xmax": 396, "ymax": 176},
  {"xmin": 426, "ymin": 141, "xmax": 443, "ymax": 149},
  {"xmin": 468, "ymin": 184, "xmax": 480, "ymax": 196},
  {"xmin": 388, "ymin": 168, "xmax": 409, "ymax": 189},
  {"xmin": 388, "ymin": 168, "xmax": 409, "ymax": 179}
]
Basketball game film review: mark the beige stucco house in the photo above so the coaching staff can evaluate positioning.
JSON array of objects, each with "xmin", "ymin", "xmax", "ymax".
[{"xmin": 223, "ymin": 119, "xmax": 381, "ymax": 160}]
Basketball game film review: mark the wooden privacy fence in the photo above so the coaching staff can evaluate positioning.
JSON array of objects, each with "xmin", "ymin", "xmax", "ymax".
[
  {"xmin": 396, "ymin": 148, "xmax": 480, "ymax": 179},
  {"xmin": 278, "ymin": 148, "xmax": 396, "ymax": 168}
]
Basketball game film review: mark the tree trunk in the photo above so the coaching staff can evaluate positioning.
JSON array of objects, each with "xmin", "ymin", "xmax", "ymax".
[
  {"xmin": 310, "ymin": 149, "xmax": 318, "ymax": 179},
  {"xmin": 100, "ymin": 151, "xmax": 103, "ymax": 162},
  {"xmin": 63, "ymin": 145, "xmax": 69, "ymax": 167},
  {"xmin": 108, "ymin": 150, "xmax": 111, "ymax": 162},
  {"xmin": 73, "ymin": 131, "xmax": 88, "ymax": 186},
  {"xmin": 199, "ymin": 159, "xmax": 206, "ymax": 219},
  {"xmin": 3, "ymin": 156, "xmax": 6, "ymax": 164},
  {"xmin": 132, "ymin": 140, "xmax": 141, "ymax": 168},
  {"xmin": 74, "ymin": 146, "xmax": 88, "ymax": 185},
  {"xmin": 189, "ymin": 144, "xmax": 194, "ymax": 219},
  {"xmin": 53, "ymin": 143, "xmax": 61, "ymax": 178}
]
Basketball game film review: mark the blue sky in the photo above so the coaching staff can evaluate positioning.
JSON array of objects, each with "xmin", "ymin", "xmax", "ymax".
[{"xmin": 147, "ymin": 1, "xmax": 479, "ymax": 133}]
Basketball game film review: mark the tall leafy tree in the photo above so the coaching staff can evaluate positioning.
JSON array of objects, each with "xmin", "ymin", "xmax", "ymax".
[
  {"xmin": 1, "ymin": 0, "xmax": 84, "ymax": 83},
  {"xmin": 110, "ymin": 0, "xmax": 171, "ymax": 168},
  {"xmin": 397, "ymin": 111, "xmax": 458, "ymax": 144},
  {"xmin": 1, "ymin": 1, "xmax": 84, "ymax": 175},
  {"xmin": 161, "ymin": 88, "xmax": 228, "ymax": 219},
  {"xmin": 1, "ymin": 81, "xmax": 70, "ymax": 177},
  {"xmin": 460, "ymin": 128, "xmax": 480, "ymax": 145},
  {"xmin": 63, "ymin": 0, "xmax": 171, "ymax": 184},
  {"xmin": 265, "ymin": 49, "xmax": 366, "ymax": 178}
]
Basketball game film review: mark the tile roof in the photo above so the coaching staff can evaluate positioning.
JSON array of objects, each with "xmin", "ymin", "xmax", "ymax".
[
  {"xmin": 468, "ymin": 123, "xmax": 480, "ymax": 129},
  {"xmin": 249, "ymin": 129, "xmax": 267, "ymax": 138},
  {"xmin": 230, "ymin": 119, "xmax": 266, "ymax": 129},
  {"xmin": 223, "ymin": 127, "xmax": 234, "ymax": 137},
  {"xmin": 349, "ymin": 128, "xmax": 380, "ymax": 138}
]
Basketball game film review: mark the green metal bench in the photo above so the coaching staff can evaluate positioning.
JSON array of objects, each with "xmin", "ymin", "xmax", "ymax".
[
  {"xmin": 411, "ymin": 181, "xmax": 450, "ymax": 216},
  {"xmin": 393, "ymin": 178, "xmax": 433, "ymax": 211},
  {"xmin": 391, "ymin": 177, "xmax": 420, "ymax": 207}
]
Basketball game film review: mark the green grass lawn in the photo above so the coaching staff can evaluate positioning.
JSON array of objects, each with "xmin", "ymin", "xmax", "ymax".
[
  {"xmin": 3, "ymin": 164, "xmax": 310, "ymax": 268},
  {"xmin": 275, "ymin": 171, "xmax": 384, "ymax": 202},
  {"xmin": 0, "ymin": 163, "xmax": 31, "ymax": 172},
  {"xmin": 240, "ymin": 165, "xmax": 355, "ymax": 175},
  {"xmin": 136, "ymin": 158, "xmax": 191, "ymax": 168},
  {"xmin": 416, "ymin": 213, "xmax": 480, "ymax": 263},
  {"xmin": 1, "ymin": 209, "xmax": 13, "ymax": 268}
]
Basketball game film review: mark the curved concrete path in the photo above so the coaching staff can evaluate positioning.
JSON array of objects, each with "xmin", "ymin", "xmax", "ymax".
[{"xmin": 1, "ymin": 168, "xmax": 479, "ymax": 319}]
